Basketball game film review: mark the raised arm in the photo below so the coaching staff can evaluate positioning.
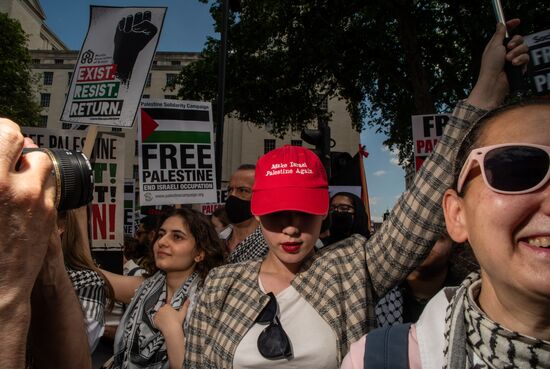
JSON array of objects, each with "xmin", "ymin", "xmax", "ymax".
[{"xmin": 365, "ymin": 20, "xmax": 529, "ymax": 298}]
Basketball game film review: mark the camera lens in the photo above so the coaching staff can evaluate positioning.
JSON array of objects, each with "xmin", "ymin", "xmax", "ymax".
[{"xmin": 21, "ymin": 148, "xmax": 94, "ymax": 210}]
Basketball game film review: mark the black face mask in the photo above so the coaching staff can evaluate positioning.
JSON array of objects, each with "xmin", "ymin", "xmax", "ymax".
[
  {"xmin": 225, "ymin": 195, "xmax": 253, "ymax": 224},
  {"xmin": 329, "ymin": 212, "xmax": 354, "ymax": 237}
]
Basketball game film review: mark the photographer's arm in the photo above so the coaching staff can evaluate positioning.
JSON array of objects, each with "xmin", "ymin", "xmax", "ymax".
[
  {"xmin": 0, "ymin": 118, "xmax": 56, "ymax": 368},
  {"xmin": 28, "ymin": 231, "xmax": 91, "ymax": 369}
]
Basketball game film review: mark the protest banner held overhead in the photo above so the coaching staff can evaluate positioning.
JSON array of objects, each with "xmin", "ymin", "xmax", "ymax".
[
  {"xmin": 22, "ymin": 127, "xmax": 126, "ymax": 251},
  {"xmin": 525, "ymin": 29, "xmax": 550, "ymax": 97},
  {"xmin": 138, "ymin": 99, "xmax": 217, "ymax": 206},
  {"xmin": 61, "ymin": 6, "xmax": 166, "ymax": 127},
  {"xmin": 411, "ymin": 113, "xmax": 449, "ymax": 172}
]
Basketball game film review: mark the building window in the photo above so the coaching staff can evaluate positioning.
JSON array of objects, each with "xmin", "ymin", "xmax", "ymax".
[
  {"xmin": 32, "ymin": 58, "xmax": 40, "ymax": 64},
  {"xmin": 164, "ymin": 95, "xmax": 177, "ymax": 99},
  {"xmin": 67, "ymin": 72, "xmax": 73, "ymax": 86},
  {"xmin": 142, "ymin": 94, "xmax": 150, "ymax": 99},
  {"xmin": 39, "ymin": 115, "xmax": 48, "ymax": 127},
  {"xmin": 40, "ymin": 93, "xmax": 51, "ymax": 107},
  {"xmin": 166, "ymin": 73, "xmax": 177, "ymax": 86},
  {"xmin": 43, "ymin": 71, "xmax": 53, "ymax": 85},
  {"xmin": 145, "ymin": 73, "xmax": 151, "ymax": 87},
  {"xmin": 62, "ymin": 123, "xmax": 72, "ymax": 129},
  {"xmin": 264, "ymin": 139, "xmax": 276, "ymax": 154},
  {"xmin": 152, "ymin": 60, "xmax": 158, "ymax": 66},
  {"xmin": 171, "ymin": 60, "xmax": 181, "ymax": 66},
  {"xmin": 291, "ymin": 140, "xmax": 302, "ymax": 146},
  {"xmin": 54, "ymin": 59, "xmax": 63, "ymax": 65},
  {"xmin": 111, "ymin": 127, "xmax": 122, "ymax": 132}
]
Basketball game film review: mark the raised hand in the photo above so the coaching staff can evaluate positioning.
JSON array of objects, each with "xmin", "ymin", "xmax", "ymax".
[{"xmin": 113, "ymin": 11, "xmax": 158, "ymax": 84}]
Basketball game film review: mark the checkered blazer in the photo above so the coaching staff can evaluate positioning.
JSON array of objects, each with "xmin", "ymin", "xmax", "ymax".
[{"xmin": 184, "ymin": 101, "xmax": 486, "ymax": 369}]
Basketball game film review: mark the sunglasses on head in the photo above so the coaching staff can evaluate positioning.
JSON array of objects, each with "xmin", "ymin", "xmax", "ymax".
[
  {"xmin": 457, "ymin": 143, "xmax": 550, "ymax": 195},
  {"xmin": 255, "ymin": 292, "xmax": 293, "ymax": 360}
]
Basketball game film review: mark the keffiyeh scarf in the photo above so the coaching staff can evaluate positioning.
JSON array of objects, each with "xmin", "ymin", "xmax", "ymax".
[
  {"xmin": 443, "ymin": 272, "xmax": 550, "ymax": 369},
  {"xmin": 112, "ymin": 270, "xmax": 199, "ymax": 369}
]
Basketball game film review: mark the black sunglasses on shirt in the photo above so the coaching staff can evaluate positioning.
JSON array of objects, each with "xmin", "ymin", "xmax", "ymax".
[{"xmin": 255, "ymin": 292, "xmax": 293, "ymax": 360}]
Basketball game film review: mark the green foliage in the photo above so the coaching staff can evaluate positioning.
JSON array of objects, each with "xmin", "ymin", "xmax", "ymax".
[
  {"xmin": 0, "ymin": 12, "xmax": 41, "ymax": 126},
  {"xmin": 178, "ymin": 1, "xmax": 548, "ymax": 165}
]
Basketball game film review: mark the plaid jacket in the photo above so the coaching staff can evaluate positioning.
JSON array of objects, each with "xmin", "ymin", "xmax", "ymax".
[{"xmin": 184, "ymin": 101, "xmax": 486, "ymax": 369}]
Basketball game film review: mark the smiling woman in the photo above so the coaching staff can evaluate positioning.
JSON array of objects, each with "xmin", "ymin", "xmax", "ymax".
[
  {"xmin": 100, "ymin": 208, "xmax": 225, "ymax": 369},
  {"xmin": 342, "ymin": 22, "xmax": 550, "ymax": 369}
]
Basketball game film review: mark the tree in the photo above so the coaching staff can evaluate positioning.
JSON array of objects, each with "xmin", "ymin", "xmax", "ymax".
[
  {"xmin": 0, "ymin": 12, "xmax": 41, "ymax": 126},
  {"xmin": 177, "ymin": 1, "xmax": 547, "ymax": 165}
]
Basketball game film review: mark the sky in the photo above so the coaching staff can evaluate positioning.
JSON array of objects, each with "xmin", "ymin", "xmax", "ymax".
[{"xmin": 40, "ymin": 0, "xmax": 406, "ymax": 221}]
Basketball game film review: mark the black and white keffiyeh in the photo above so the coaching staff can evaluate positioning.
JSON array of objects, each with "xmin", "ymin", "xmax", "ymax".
[
  {"xmin": 66, "ymin": 267, "xmax": 106, "ymax": 329},
  {"xmin": 226, "ymin": 226, "xmax": 269, "ymax": 263},
  {"xmin": 112, "ymin": 270, "xmax": 199, "ymax": 369},
  {"xmin": 375, "ymin": 286, "xmax": 404, "ymax": 327},
  {"xmin": 443, "ymin": 272, "xmax": 550, "ymax": 369}
]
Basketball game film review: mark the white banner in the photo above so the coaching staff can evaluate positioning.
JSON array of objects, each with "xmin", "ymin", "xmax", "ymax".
[
  {"xmin": 61, "ymin": 6, "xmax": 166, "ymax": 127},
  {"xmin": 138, "ymin": 99, "xmax": 217, "ymax": 206},
  {"xmin": 22, "ymin": 127, "xmax": 126, "ymax": 251}
]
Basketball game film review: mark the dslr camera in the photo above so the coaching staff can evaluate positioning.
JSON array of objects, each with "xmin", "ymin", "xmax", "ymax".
[{"xmin": 21, "ymin": 148, "xmax": 94, "ymax": 210}]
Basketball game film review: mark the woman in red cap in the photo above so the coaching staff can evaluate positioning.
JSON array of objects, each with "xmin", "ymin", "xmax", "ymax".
[{"xmin": 177, "ymin": 23, "xmax": 529, "ymax": 369}]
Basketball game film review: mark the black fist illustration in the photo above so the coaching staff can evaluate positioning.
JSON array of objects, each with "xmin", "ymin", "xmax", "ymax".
[{"xmin": 113, "ymin": 11, "xmax": 157, "ymax": 84}]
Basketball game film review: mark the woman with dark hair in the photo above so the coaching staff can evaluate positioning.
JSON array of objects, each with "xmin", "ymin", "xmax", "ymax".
[
  {"xmin": 322, "ymin": 192, "xmax": 371, "ymax": 245},
  {"xmin": 100, "ymin": 208, "xmax": 225, "ymax": 369}
]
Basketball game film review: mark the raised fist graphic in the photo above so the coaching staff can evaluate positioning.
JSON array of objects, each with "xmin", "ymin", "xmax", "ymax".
[{"xmin": 113, "ymin": 11, "xmax": 157, "ymax": 84}]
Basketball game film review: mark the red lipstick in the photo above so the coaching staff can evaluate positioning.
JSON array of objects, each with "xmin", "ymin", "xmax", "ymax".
[{"xmin": 281, "ymin": 242, "xmax": 301, "ymax": 253}]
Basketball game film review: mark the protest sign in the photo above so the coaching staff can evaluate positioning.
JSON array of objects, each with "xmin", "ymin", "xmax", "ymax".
[
  {"xmin": 525, "ymin": 29, "xmax": 550, "ymax": 97},
  {"xmin": 22, "ymin": 127, "xmax": 125, "ymax": 251},
  {"xmin": 138, "ymin": 99, "xmax": 217, "ymax": 206},
  {"xmin": 124, "ymin": 179, "xmax": 135, "ymax": 235},
  {"xmin": 200, "ymin": 189, "xmax": 229, "ymax": 215},
  {"xmin": 61, "ymin": 6, "xmax": 166, "ymax": 127},
  {"xmin": 411, "ymin": 113, "xmax": 449, "ymax": 172}
]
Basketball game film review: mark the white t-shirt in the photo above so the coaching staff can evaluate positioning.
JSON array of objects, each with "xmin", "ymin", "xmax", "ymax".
[{"xmin": 233, "ymin": 280, "xmax": 338, "ymax": 369}]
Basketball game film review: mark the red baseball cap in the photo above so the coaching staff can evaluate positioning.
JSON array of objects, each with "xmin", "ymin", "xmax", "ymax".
[{"xmin": 251, "ymin": 145, "xmax": 329, "ymax": 216}]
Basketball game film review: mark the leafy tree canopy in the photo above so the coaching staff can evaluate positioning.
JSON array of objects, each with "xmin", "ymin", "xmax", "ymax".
[
  {"xmin": 177, "ymin": 0, "xmax": 547, "ymax": 165},
  {"xmin": 0, "ymin": 12, "xmax": 41, "ymax": 126}
]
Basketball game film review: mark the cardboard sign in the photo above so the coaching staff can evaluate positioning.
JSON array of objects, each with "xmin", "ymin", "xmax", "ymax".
[
  {"xmin": 61, "ymin": 6, "xmax": 166, "ymax": 126},
  {"xmin": 525, "ymin": 29, "xmax": 550, "ymax": 96},
  {"xmin": 22, "ymin": 127, "xmax": 125, "ymax": 251},
  {"xmin": 138, "ymin": 99, "xmax": 217, "ymax": 205},
  {"xmin": 411, "ymin": 114, "xmax": 449, "ymax": 172}
]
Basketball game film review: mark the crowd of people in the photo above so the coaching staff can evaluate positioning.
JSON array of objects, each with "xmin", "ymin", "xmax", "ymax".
[{"xmin": 2, "ymin": 19, "xmax": 549, "ymax": 369}]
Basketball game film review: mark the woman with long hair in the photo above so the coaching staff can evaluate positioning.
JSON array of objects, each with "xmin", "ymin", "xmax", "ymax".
[
  {"xmin": 57, "ymin": 209, "xmax": 115, "ymax": 353},
  {"xmin": 101, "ymin": 207, "xmax": 225, "ymax": 369}
]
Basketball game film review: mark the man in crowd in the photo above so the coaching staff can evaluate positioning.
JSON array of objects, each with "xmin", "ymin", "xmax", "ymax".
[
  {"xmin": 224, "ymin": 164, "xmax": 269, "ymax": 263},
  {"xmin": 0, "ymin": 118, "xmax": 90, "ymax": 368}
]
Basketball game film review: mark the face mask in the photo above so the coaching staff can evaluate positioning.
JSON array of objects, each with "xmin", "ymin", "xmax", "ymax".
[
  {"xmin": 329, "ymin": 212, "xmax": 354, "ymax": 237},
  {"xmin": 218, "ymin": 226, "xmax": 232, "ymax": 240},
  {"xmin": 225, "ymin": 195, "xmax": 253, "ymax": 224}
]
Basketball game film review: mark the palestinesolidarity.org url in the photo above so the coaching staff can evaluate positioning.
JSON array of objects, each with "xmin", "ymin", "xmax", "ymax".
[{"xmin": 154, "ymin": 193, "xmax": 204, "ymax": 199}]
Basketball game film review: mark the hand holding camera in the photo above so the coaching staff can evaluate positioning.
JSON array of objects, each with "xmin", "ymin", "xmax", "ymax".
[{"xmin": 0, "ymin": 118, "xmax": 58, "ymax": 295}]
